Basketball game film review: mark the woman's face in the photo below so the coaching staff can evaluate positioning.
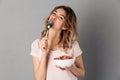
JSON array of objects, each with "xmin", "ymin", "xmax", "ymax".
[{"xmin": 48, "ymin": 8, "xmax": 66, "ymax": 30}]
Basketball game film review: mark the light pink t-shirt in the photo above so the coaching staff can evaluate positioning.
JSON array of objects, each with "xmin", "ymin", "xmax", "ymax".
[{"xmin": 30, "ymin": 39, "xmax": 82, "ymax": 80}]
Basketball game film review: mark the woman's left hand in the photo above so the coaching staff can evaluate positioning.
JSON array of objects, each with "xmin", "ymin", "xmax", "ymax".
[
  {"xmin": 65, "ymin": 64, "xmax": 76, "ymax": 71},
  {"xmin": 56, "ymin": 63, "xmax": 76, "ymax": 71}
]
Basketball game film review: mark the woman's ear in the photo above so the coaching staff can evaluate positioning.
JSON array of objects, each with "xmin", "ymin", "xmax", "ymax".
[{"xmin": 62, "ymin": 26, "xmax": 68, "ymax": 30}]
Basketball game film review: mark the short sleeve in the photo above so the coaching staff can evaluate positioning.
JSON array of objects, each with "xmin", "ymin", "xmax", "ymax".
[
  {"xmin": 30, "ymin": 39, "xmax": 42, "ymax": 58},
  {"xmin": 72, "ymin": 41, "xmax": 83, "ymax": 58}
]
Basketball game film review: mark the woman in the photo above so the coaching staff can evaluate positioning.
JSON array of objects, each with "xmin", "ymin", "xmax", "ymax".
[{"xmin": 30, "ymin": 5, "xmax": 85, "ymax": 80}]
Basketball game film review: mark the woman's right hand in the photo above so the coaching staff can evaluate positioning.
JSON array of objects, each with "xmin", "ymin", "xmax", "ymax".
[{"xmin": 38, "ymin": 36, "xmax": 50, "ymax": 55}]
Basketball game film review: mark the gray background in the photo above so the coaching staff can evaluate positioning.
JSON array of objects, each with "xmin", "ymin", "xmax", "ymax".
[{"xmin": 0, "ymin": 0, "xmax": 120, "ymax": 80}]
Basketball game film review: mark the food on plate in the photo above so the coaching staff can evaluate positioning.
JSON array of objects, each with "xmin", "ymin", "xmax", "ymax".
[{"xmin": 54, "ymin": 55, "xmax": 72, "ymax": 60}]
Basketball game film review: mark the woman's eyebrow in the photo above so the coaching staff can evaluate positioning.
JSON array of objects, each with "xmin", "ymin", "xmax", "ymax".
[{"xmin": 60, "ymin": 14, "xmax": 65, "ymax": 19}]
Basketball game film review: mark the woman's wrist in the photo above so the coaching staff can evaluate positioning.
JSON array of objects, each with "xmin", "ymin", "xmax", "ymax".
[
  {"xmin": 42, "ymin": 50, "xmax": 50, "ymax": 57},
  {"xmin": 67, "ymin": 64, "xmax": 78, "ymax": 76},
  {"xmin": 42, "ymin": 52, "xmax": 49, "ymax": 57}
]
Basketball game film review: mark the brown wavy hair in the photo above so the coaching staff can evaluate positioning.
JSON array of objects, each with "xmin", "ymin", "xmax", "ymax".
[{"xmin": 41, "ymin": 5, "xmax": 78, "ymax": 50}]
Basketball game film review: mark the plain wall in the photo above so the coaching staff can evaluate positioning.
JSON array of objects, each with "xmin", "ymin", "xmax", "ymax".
[{"xmin": 0, "ymin": 0, "xmax": 120, "ymax": 80}]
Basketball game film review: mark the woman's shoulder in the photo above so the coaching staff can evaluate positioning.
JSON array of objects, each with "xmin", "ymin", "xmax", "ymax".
[
  {"xmin": 72, "ymin": 41, "xmax": 79, "ymax": 47},
  {"xmin": 31, "ymin": 38, "xmax": 40, "ymax": 48},
  {"xmin": 30, "ymin": 38, "xmax": 41, "ymax": 58},
  {"xmin": 32, "ymin": 38, "xmax": 40, "ymax": 45},
  {"xmin": 72, "ymin": 41, "xmax": 83, "ymax": 57},
  {"xmin": 72, "ymin": 40, "xmax": 82, "ymax": 50}
]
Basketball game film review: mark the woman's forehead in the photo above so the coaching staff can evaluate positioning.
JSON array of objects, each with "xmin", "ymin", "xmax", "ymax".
[{"xmin": 53, "ymin": 8, "xmax": 66, "ymax": 16}]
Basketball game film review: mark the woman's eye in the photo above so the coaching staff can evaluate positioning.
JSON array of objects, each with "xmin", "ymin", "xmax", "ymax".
[{"xmin": 59, "ymin": 17, "xmax": 63, "ymax": 20}]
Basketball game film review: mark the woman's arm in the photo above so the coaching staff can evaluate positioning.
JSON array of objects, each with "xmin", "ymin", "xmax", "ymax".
[
  {"xmin": 32, "ymin": 54, "xmax": 48, "ymax": 80},
  {"xmin": 32, "ymin": 36, "xmax": 50, "ymax": 80},
  {"xmin": 67, "ymin": 55, "xmax": 85, "ymax": 78}
]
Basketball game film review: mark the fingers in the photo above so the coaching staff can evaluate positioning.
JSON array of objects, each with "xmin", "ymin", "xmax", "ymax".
[
  {"xmin": 55, "ymin": 64, "xmax": 76, "ymax": 71},
  {"xmin": 39, "ymin": 30, "xmax": 49, "ymax": 50},
  {"xmin": 65, "ymin": 66, "xmax": 70, "ymax": 71},
  {"xmin": 42, "ymin": 39, "xmax": 48, "ymax": 49},
  {"xmin": 56, "ymin": 65, "xmax": 66, "ymax": 70},
  {"xmin": 39, "ymin": 36, "xmax": 48, "ymax": 51},
  {"xmin": 45, "ymin": 30, "xmax": 49, "ymax": 38}
]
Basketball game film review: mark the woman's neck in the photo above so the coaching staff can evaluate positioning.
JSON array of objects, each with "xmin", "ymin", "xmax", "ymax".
[{"xmin": 48, "ymin": 29, "xmax": 61, "ymax": 50}]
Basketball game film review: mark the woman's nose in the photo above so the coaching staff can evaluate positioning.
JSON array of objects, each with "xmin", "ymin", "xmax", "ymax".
[{"xmin": 51, "ymin": 15, "xmax": 56, "ymax": 21}]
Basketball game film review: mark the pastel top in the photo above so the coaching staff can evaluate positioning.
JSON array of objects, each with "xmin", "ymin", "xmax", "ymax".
[{"xmin": 30, "ymin": 39, "xmax": 82, "ymax": 80}]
